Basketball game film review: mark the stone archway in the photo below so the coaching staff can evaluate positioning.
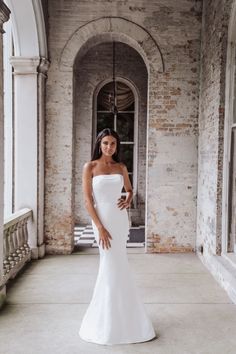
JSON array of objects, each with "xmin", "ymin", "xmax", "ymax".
[
  {"xmin": 5, "ymin": 0, "xmax": 48, "ymax": 258},
  {"xmin": 45, "ymin": 16, "xmax": 165, "ymax": 254},
  {"xmin": 73, "ymin": 42, "xmax": 148, "ymax": 234},
  {"xmin": 5, "ymin": 0, "xmax": 47, "ymax": 57},
  {"xmin": 59, "ymin": 16, "xmax": 164, "ymax": 73}
]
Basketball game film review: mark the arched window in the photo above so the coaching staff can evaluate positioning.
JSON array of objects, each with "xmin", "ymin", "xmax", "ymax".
[{"xmin": 94, "ymin": 80, "xmax": 137, "ymax": 193}]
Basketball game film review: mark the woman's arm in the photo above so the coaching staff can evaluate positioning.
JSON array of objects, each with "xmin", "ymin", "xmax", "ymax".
[
  {"xmin": 82, "ymin": 162, "xmax": 113, "ymax": 249},
  {"xmin": 117, "ymin": 163, "xmax": 133, "ymax": 210},
  {"xmin": 82, "ymin": 162, "xmax": 104, "ymax": 230}
]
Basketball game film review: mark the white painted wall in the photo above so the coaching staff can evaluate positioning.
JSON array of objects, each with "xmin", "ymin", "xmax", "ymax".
[{"xmin": 3, "ymin": 18, "xmax": 13, "ymax": 218}]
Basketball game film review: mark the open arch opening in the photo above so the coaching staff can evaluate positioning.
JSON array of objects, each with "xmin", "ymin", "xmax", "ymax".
[
  {"xmin": 45, "ymin": 15, "xmax": 165, "ymax": 254},
  {"xmin": 3, "ymin": 0, "xmax": 48, "ymax": 257},
  {"xmin": 73, "ymin": 40, "xmax": 148, "ymax": 247}
]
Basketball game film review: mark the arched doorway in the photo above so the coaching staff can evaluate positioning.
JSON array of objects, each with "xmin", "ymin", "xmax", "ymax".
[
  {"xmin": 45, "ymin": 16, "xmax": 164, "ymax": 254},
  {"xmin": 3, "ymin": 0, "xmax": 48, "ymax": 257},
  {"xmin": 73, "ymin": 41, "xmax": 148, "ymax": 248}
]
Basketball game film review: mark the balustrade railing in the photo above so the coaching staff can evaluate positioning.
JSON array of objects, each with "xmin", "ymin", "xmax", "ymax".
[{"xmin": 1, "ymin": 208, "xmax": 32, "ymax": 286}]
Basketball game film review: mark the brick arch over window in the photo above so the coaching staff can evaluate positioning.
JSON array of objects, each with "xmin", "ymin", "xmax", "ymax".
[{"xmin": 59, "ymin": 16, "xmax": 164, "ymax": 73}]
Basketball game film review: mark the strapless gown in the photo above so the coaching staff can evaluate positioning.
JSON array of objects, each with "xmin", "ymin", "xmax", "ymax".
[{"xmin": 79, "ymin": 174, "xmax": 156, "ymax": 345}]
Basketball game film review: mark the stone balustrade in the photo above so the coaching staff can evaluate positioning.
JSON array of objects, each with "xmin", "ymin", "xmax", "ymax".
[{"xmin": 1, "ymin": 208, "xmax": 32, "ymax": 286}]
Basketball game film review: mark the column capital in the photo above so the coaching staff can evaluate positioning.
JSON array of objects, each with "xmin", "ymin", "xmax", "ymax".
[
  {"xmin": 0, "ymin": 1, "xmax": 10, "ymax": 30},
  {"xmin": 38, "ymin": 57, "xmax": 50, "ymax": 76},
  {"xmin": 10, "ymin": 56, "xmax": 40, "ymax": 75}
]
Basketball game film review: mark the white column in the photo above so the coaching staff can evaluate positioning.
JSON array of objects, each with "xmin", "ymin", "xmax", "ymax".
[
  {"xmin": 0, "ymin": 0, "xmax": 10, "ymax": 308},
  {"xmin": 10, "ymin": 56, "xmax": 49, "ymax": 259},
  {"xmin": 3, "ymin": 18, "xmax": 13, "ymax": 218}
]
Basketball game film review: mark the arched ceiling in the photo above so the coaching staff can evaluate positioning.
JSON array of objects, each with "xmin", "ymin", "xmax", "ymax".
[{"xmin": 5, "ymin": 0, "xmax": 47, "ymax": 57}]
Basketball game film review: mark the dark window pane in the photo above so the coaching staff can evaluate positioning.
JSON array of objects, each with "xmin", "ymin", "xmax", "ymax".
[
  {"xmin": 128, "ymin": 173, "xmax": 133, "ymax": 187},
  {"xmin": 117, "ymin": 113, "xmax": 134, "ymax": 141},
  {"xmin": 122, "ymin": 102, "xmax": 134, "ymax": 111},
  {"xmin": 119, "ymin": 144, "xmax": 133, "ymax": 172},
  {"xmin": 97, "ymin": 82, "xmax": 114, "ymax": 111},
  {"xmin": 97, "ymin": 113, "xmax": 114, "ymax": 133}
]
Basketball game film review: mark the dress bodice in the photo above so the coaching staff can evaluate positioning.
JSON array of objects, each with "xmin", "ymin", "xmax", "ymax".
[{"xmin": 92, "ymin": 174, "xmax": 124, "ymax": 206}]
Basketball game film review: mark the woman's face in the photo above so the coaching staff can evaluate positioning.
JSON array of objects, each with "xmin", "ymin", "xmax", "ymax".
[{"xmin": 100, "ymin": 135, "xmax": 117, "ymax": 157}]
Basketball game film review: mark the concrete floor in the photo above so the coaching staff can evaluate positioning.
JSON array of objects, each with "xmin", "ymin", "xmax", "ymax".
[{"xmin": 1, "ymin": 249, "xmax": 236, "ymax": 354}]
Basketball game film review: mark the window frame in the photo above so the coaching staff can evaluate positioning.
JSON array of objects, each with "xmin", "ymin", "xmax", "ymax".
[{"xmin": 93, "ymin": 77, "xmax": 139, "ymax": 206}]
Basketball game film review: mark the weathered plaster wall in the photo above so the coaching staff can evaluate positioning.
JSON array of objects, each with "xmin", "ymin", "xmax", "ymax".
[{"xmin": 45, "ymin": 0, "xmax": 202, "ymax": 254}]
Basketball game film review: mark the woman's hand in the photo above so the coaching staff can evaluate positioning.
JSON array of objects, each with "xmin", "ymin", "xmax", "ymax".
[
  {"xmin": 117, "ymin": 197, "xmax": 131, "ymax": 210},
  {"xmin": 98, "ymin": 225, "xmax": 113, "ymax": 250}
]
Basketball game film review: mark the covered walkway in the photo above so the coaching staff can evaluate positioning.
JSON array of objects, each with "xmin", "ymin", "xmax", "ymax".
[{"xmin": 1, "ymin": 250, "xmax": 236, "ymax": 354}]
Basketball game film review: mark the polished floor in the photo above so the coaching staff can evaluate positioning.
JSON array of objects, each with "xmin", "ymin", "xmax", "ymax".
[
  {"xmin": 74, "ymin": 224, "xmax": 145, "ymax": 248},
  {"xmin": 1, "ymin": 249, "xmax": 236, "ymax": 354}
]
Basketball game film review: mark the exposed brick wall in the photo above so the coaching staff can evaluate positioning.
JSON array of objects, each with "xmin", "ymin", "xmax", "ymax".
[
  {"xmin": 197, "ymin": 0, "xmax": 233, "ymax": 256},
  {"xmin": 74, "ymin": 42, "xmax": 147, "ymax": 225},
  {"xmin": 45, "ymin": 0, "xmax": 202, "ymax": 254}
]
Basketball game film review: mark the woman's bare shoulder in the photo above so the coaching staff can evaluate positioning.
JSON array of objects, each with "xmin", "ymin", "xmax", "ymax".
[
  {"xmin": 119, "ymin": 162, "xmax": 127, "ymax": 171},
  {"xmin": 83, "ymin": 161, "xmax": 97, "ymax": 173}
]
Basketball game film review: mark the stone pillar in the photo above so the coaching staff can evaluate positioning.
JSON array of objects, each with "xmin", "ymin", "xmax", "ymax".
[
  {"xmin": 0, "ymin": 1, "xmax": 10, "ymax": 308},
  {"xmin": 10, "ymin": 56, "xmax": 49, "ymax": 260},
  {"xmin": 37, "ymin": 58, "xmax": 50, "ymax": 258}
]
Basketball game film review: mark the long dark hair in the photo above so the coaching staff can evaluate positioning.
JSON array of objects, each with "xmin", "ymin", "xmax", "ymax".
[{"xmin": 91, "ymin": 128, "xmax": 121, "ymax": 162}]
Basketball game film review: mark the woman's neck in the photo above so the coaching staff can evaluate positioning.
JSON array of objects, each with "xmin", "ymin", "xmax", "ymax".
[{"xmin": 99, "ymin": 156, "xmax": 115, "ymax": 165}]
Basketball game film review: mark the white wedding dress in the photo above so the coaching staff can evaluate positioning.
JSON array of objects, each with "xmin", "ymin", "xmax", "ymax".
[{"xmin": 79, "ymin": 174, "xmax": 156, "ymax": 345}]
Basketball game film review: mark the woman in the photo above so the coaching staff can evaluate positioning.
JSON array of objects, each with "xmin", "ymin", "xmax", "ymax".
[{"xmin": 79, "ymin": 128, "xmax": 157, "ymax": 345}]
